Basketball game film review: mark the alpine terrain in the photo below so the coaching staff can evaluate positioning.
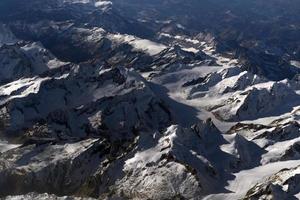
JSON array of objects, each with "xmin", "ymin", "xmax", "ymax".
[{"xmin": 0, "ymin": 0, "xmax": 300, "ymax": 199}]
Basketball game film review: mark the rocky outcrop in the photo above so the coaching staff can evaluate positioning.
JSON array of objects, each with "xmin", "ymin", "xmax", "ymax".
[
  {"xmin": 244, "ymin": 165, "xmax": 300, "ymax": 200},
  {"xmin": 0, "ymin": 41, "xmax": 68, "ymax": 84},
  {"xmin": 0, "ymin": 66, "xmax": 172, "ymax": 142},
  {"xmin": 211, "ymin": 81, "xmax": 299, "ymax": 121}
]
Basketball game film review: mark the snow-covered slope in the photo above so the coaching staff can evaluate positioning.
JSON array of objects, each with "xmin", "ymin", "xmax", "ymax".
[
  {"xmin": 244, "ymin": 165, "xmax": 300, "ymax": 199},
  {"xmin": 0, "ymin": 1, "xmax": 300, "ymax": 199},
  {"xmin": 0, "ymin": 42, "xmax": 68, "ymax": 83},
  {"xmin": 112, "ymin": 119, "xmax": 229, "ymax": 199},
  {"xmin": 0, "ymin": 65, "xmax": 171, "ymax": 140},
  {"xmin": 210, "ymin": 81, "xmax": 299, "ymax": 121}
]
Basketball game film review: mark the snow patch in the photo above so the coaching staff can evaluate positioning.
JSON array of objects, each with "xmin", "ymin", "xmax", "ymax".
[{"xmin": 109, "ymin": 33, "xmax": 167, "ymax": 55}]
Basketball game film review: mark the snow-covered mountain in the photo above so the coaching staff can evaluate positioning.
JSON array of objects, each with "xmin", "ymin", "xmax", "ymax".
[{"xmin": 0, "ymin": 0, "xmax": 300, "ymax": 199}]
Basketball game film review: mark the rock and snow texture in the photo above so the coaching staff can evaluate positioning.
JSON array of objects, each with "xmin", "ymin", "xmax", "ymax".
[
  {"xmin": 2, "ymin": 38, "xmax": 300, "ymax": 199},
  {"xmin": 244, "ymin": 165, "xmax": 300, "ymax": 199},
  {"xmin": 184, "ymin": 66, "xmax": 300, "ymax": 122},
  {"xmin": 112, "ymin": 120, "xmax": 227, "ymax": 199},
  {"xmin": 0, "ymin": 42, "xmax": 68, "ymax": 83},
  {"xmin": 3, "ymin": 193, "xmax": 95, "ymax": 200},
  {"xmin": 0, "ymin": 65, "xmax": 172, "ymax": 140},
  {"xmin": 210, "ymin": 81, "xmax": 299, "ymax": 121},
  {"xmin": 0, "ymin": 1, "xmax": 300, "ymax": 200}
]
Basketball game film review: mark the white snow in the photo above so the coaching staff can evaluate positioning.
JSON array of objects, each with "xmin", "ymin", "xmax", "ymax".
[
  {"xmin": 261, "ymin": 137, "xmax": 300, "ymax": 165},
  {"xmin": 203, "ymin": 160, "xmax": 300, "ymax": 200},
  {"xmin": 150, "ymin": 65, "xmax": 235, "ymax": 132},
  {"xmin": 94, "ymin": 1, "xmax": 112, "ymax": 7},
  {"xmin": 174, "ymin": 35, "xmax": 200, "ymax": 45},
  {"xmin": 182, "ymin": 47, "xmax": 199, "ymax": 53},
  {"xmin": 0, "ymin": 140, "xmax": 20, "ymax": 153},
  {"xmin": 0, "ymin": 77, "xmax": 49, "ymax": 103},
  {"xmin": 291, "ymin": 60, "xmax": 300, "ymax": 68},
  {"xmin": 108, "ymin": 33, "xmax": 167, "ymax": 56}
]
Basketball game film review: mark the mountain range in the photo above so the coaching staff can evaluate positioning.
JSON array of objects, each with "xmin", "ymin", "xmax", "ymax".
[{"xmin": 0, "ymin": 0, "xmax": 300, "ymax": 199}]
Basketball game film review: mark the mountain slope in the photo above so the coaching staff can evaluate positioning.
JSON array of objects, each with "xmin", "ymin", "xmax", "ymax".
[{"xmin": 0, "ymin": 0, "xmax": 300, "ymax": 199}]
